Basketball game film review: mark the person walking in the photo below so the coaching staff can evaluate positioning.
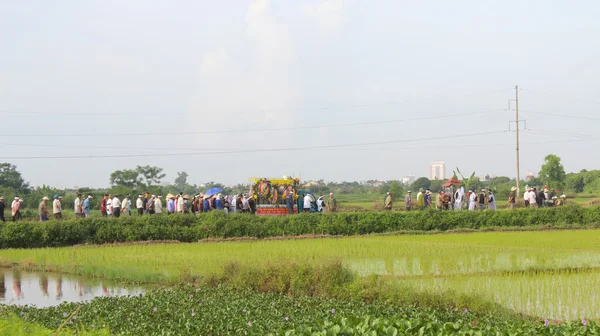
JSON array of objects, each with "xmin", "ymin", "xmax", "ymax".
[
  {"xmin": 417, "ymin": 189, "xmax": 424, "ymax": 209},
  {"xmin": 435, "ymin": 191, "xmax": 444, "ymax": 210},
  {"xmin": 12, "ymin": 197, "xmax": 22, "ymax": 222},
  {"xmin": 478, "ymin": 189, "xmax": 486, "ymax": 211},
  {"xmin": 424, "ymin": 190, "xmax": 432, "ymax": 208},
  {"xmin": 326, "ymin": 193, "xmax": 337, "ymax": 213},
  {"xmin": 177, "ymin": 193, "xmax": 184, "ymax": 213},
  {"xmin": 136, "ymin": 195, "xmax": 144, "ymax": 216},
  {"xmin": 468, "ymin": 190, "xmax": 477, "ymax": 210},
  {"xmin": 154, "ymin": 195, "xmax": 163, "ymax": 215},
  {"xmin": 404, "ymin": 190, "xmax": 412, "ymax": 211},
  {"xmin": 508, "ymin": 187, "xmax": 516, "ymax": 209},
  {"xmin": 74, "ymin": 194, "xmax": 83, "ymax": 218},
  {"xmin": 316, "ymin": 195, "xmax": 325, "ymax": 213},
  {"xmin": 488, "ymin": 190, "xmax": 497, "ymax": 211},
  {"xmin": 248, "ymin": 195, "xmax": 256, "ymax": 214},
  {"xmin": 303, "ymin": 194, "xmax": 312, "ymax": 213},
  {"xmin": 39, "ymin": 196, "xmax": 50, "ymax": 222},
  {"xmin": 122, "ymin": 195, "xmax": 131, "ymax": 216},
  {"xmin": 83, "ymin": 196, "xmax": 92, "ymax": 218},
  {"xmin": 384, "ymin": 192, "xmax": 393, "ymax": 211},
  {"xmin": 143, "ymin": 192, "xmax": 150, "ymax": 214},
  {"xmin": 530, "ymin": 188, "xmax": 538, "ymax": 208},
  {"xmin": 203, "ymin": 195, "xmax": 211, "ymax": 213},
  {"xmin": 148, "ymin": 195, "xmax": 156, "ymax": 215},
  {"xmin": 285, "ymin": 186, "xmax": 295, "ymax": 215},
  {"xmin": 536, "ymin": 188, "xmax": 545, "ymax": 208},
  {"xmin": 112, "ymin": 195, "xmax": 121, "ymax": 218},
  {"xmin": 52, "ymin": 194, "xmax": 62, "ymax": 220},
  {"xmin": 106, "ymin": 195, "xmax": 113, "ymax": 216},
  {"xmin": 100, "ymin": 194, "xmax": 109, "ymax": 217},
  {"xmin": 215, "ymin": 194, "xmax": 223, "ymax": 211},
  {"xmin": 167, "ymin": 195, "xmax": 176, "ymax": 215},
  {"xmin": 0, "ymin": 196, "xmax": 6, "ymax": 222}
]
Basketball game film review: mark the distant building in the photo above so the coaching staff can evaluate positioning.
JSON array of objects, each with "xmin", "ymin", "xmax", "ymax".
[
  {"xmin": 304, "ymin": 180, "xmax": 320, "ymax": 187},
  {"xmin": 430, "ymin": 162, "xmax": 446, "ymax": 180},
  {"xmin": 401, "ymin": 175, "xmax": 416, "ymax": 185},
  {"xmin": 364, "ymin": 180, "xmax": 386, "ymax": 188},
  {"xmin": 525, "ymin": 172, "xmax": 535, "ymax": 181}
]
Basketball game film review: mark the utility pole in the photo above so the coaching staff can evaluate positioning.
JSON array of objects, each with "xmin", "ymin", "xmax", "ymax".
[{"xmin": 515, "ymin": 85, "xmax": 520, "ymax": 199}]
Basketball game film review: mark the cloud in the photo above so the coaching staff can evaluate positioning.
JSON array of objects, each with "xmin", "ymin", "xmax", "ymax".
[
  {"xmin": 192, "ymin": 0, "xmax": 296, "ymax": 125},
  {"xmin": 199, "ymin": 47, "xmax": 229, "ymax": 75},
  {"xmin": 305, "ymin": 0, "xmax": 345, "ymax": 33}
]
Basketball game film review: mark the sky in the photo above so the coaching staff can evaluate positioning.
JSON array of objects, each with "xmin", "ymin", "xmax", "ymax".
[{"xmin": 1, "ymin": 0, "xmax": 599, "ymax": 188}]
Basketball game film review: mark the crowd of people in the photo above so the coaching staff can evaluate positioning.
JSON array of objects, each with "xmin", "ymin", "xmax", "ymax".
[{"xmin": 384, "ymin": 185, "xmax": 565, "ymax": 211}]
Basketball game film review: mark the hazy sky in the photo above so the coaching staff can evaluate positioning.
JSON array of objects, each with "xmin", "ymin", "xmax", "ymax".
[{"xmin": 1, "ymin": 0, "xmax": 599, "ymax": 188}]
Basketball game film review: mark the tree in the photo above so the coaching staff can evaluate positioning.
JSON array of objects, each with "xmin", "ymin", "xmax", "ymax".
[
  {"xmin": 174, "ymin": 171, "xmax": 189, "ymax": 190},
  {"xmin": 411, "ymin": 177, "xmax": 431, "ymax": 192},
  {"xmin": 0, "ymin": 163, "xmax": 29, "ymax": 190},
  {"xmin": 429, "ymin": 180, "xmax": 443, "ymax": 193},
  {"xmin": 387, "ymin": 180, "xmax": 403, "ymax": 196},
  {"xmin": 566, "ymin": 173, "xmax": 585, "ymax": 193},
  {"xmin": 137, "ymin": 165, "xmax": 166, "ymax": 187},
  {"xmin": 538, "ymin": 154, "xmax": 567, "ymax": 189},
  {"xmin": 109, "ymin": 169, "xmax": 142, "ymax": 188}
]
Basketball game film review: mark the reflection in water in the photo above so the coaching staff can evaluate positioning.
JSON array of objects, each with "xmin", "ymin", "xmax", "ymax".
[
  {"xmin": 39, "ymin": 274, "xmax": 49, "ymax": 298},
  {"xmin": 0, "ymin": 273, "xmax": 5, "ymax": 299},
  {"xmin": 13, "ymin": 271, "xmax": 22, "ymax": 300},
  {"xmin": 55, "ymin": 275, "xmax": 62, "ymax": 299},
  {"xmin": 0, "ymin": 269, "xmax": 145, "ymax": 308}
]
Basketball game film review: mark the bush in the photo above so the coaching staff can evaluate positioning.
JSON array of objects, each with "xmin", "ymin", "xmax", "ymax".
[{"xmin": 0, "ymin": 206, "xmax": 599, "ymax": 249}]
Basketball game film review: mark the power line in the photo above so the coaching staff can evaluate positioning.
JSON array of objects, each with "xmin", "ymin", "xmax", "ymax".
[
  {"xmin": 0, "ymin": 110, "xmax": 503, "ymax": 137},
  {"xmin": 521, "ymin": 129, "xmax": 595, "ymax": 139},
  {"xmin": 0, "ymin": 88, "xmax": 512, "ymax": 117},
  {"xmin": 0, "ymin": 130, "xmax": 508, "ymax": 160},
  {"xmin": 520, "ymin": 110, "xmax": 600, "ymax": 122},
  {"xmin": 520, "ymin": 88, "xmax": 600, "ymax": 105}
]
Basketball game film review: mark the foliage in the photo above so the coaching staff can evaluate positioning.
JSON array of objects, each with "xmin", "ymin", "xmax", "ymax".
[
  {"xmin": 0, "ymin": 163, "xmax": 29, "ymax": 191},
  {"xmin": 386, "ymin": 180, "xmax": 403, "ymax": 197},
  {"xmin": 174, "ymin": 171, "xmax": 188, "ymax": 190},
  {"xmin": 2, "ymin": 285, "xmax": 597, "ymax": 335},
  {"xmin": 410, "ymin": 177, "xmax": 431, "ymax": 191},
  {"xmin": 109, "ymin": 169, "xmax": 142, "ymax": 188},
  {"xmin": 136, "ymin": 165, "xmax": 166, "ymax": 187},
  {"xmin": 538, "ymin": 154, "xmax": 567, "ymax": 190},
  {"xmin": 0, "ymin": 206, "xmax": 599, "ymax": 249}
]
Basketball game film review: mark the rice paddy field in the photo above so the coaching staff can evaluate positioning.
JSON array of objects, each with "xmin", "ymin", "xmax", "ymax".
[{"xmin": 0, "ymin": 229, "xmax": 599, "ymax": 323}]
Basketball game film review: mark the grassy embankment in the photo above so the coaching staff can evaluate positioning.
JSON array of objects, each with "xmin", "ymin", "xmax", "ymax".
[{"xmin": 2, "ymin": 229, "xmax": 600, "ymax": 321}]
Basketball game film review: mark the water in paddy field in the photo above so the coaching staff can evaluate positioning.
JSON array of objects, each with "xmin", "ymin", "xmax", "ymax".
[{"xmin": 0, "ymin": 269, "xmax": 145, "ymax": 308}]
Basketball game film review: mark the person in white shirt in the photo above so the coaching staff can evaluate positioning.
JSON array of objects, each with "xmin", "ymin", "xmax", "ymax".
[
  {"xmin": 106, "ymin": 197, "xmax": 113, "ymax": 216},
  {"xmin": 468, "ymin": 190, "xmax": 477, "ymax": 210},
  {"xmin": 177, "ymin": 194, "xmax": 184, "ymax": 213},
  {"xmin": 241, "ymin": 194, "xmax": 250, "ymax": 213},
  {"xmin": 53, "ymin": 195, "xmax": 63, "ymax": 220},
  {"xmin": 316, "ymin": 195, "xmax": 325, "ymax": 212},
  {"xmin": 303, "ymin": 194, "xmax": 312, "ymax": 213},
  {"xmin": 74, "ymin": 194, "xmax": 83, "ymax": 218},
  {"xmin": 155, "ymin": 196, "xmax": 163, "ymax": 215},
  {"xmin": 136, "ymin": 195, "xmax": 144, "ymax": 216},
  {"xmin": 231, "ymin": 196, "xmax": 237, "ymax": 213},
  {"xmin": 112, "ymin": 195, "xmax": 122, "ymax": 217},
  {"xmin": 524, "ymin": 190, "xmax": 530, "ymax": 207},
  {"xmin": 530, "ymin": 188, "xmax": 537, "ymax": 208}
]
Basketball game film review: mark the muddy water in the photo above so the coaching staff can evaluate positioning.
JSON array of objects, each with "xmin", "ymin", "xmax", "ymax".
[{"xmin": 0, "ymin": 269, "xmax": 145, "ymax": 307}]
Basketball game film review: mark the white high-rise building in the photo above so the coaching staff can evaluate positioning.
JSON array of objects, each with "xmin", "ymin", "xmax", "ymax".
[{"xmin": 430, "ymin": 162, "xmax": 446, "ymax": 180}]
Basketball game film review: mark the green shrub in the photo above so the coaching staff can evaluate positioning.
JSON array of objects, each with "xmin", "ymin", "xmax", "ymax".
[{"xmin": 1, "ymin": 206, "xmax": 599, "ymax": 249}]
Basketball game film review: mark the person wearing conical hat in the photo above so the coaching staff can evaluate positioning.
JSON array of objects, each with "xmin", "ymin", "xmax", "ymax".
[
  {"xmin": 39, "ymin": 196, "xmax": 50, "ymax": 222},
  {"xmin": 508, "ymin": 187, "xmax": 517, "ymax": 209}
]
